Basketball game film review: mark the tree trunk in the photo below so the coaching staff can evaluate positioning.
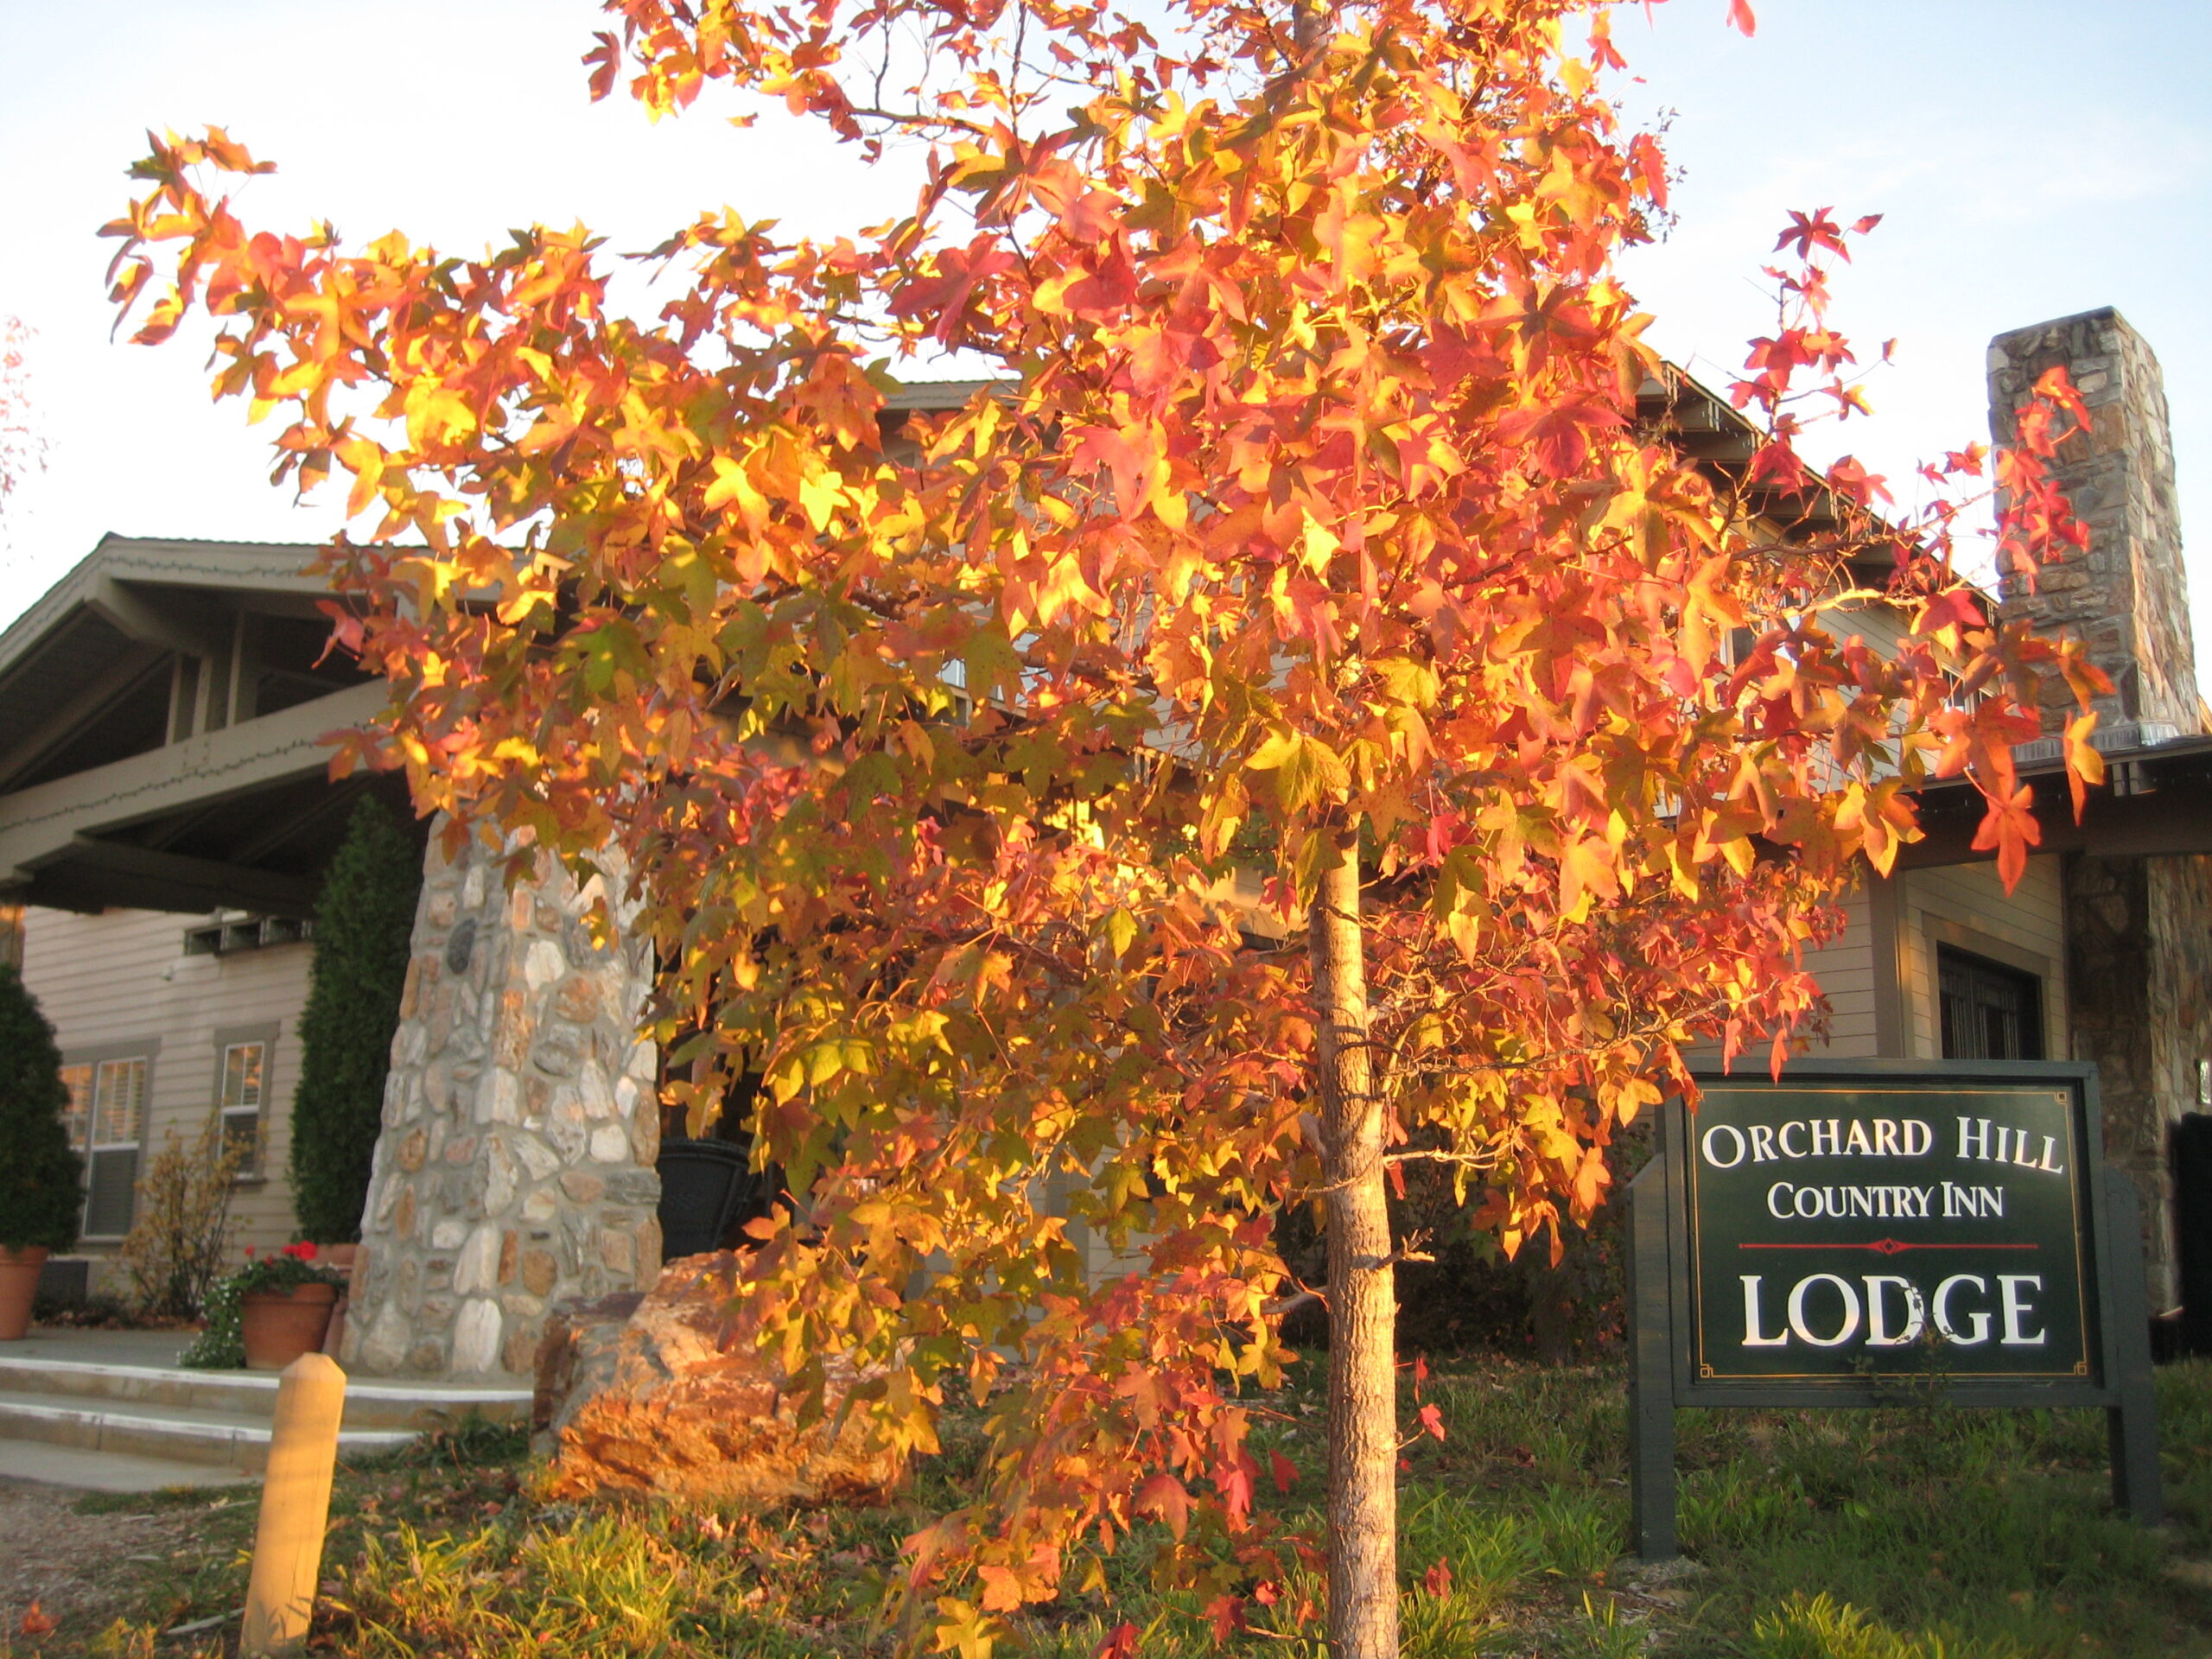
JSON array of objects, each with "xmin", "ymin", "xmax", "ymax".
[{"xmin": 1310, "ymin": 831, "xmax": 1398, "ymax": 1659}]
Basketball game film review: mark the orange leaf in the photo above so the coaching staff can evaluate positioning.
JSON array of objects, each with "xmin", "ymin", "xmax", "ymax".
[
  {"xmin": 1969, "ymin": 783, "xmax": 2041, "ymax": 892},
  {"xmin": 1135, "ymin": 1471, "xmax": 1192, "ymax": 1540},
  {"xmin": 2064, "ymin": 713, "xmax": 2105, "ymax": 822},
  {"xmin": 16, "ymin": 1603, "xmax": 54, "ymax": 1637}
]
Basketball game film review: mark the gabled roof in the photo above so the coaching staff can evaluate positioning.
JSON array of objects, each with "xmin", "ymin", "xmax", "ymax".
[{"xmin": 0, "ymin": 535, "xmax": 405, "ymax": 917}]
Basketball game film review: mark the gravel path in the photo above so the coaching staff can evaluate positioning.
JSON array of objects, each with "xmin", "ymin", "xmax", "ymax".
[{"xmin": 0, "ymin": 1478, "xmax": 230, "ymax": 1635}]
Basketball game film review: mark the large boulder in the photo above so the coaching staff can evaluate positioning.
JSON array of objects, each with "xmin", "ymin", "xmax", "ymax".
[{"xmin": 532, "ymin": 1252, "xmax": 906, "ymax": 1506}]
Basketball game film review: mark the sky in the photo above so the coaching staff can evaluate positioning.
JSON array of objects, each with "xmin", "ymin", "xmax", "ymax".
[{"xmin": 1, "ymin": 0, "xmax": 2207, "ymax": 680}]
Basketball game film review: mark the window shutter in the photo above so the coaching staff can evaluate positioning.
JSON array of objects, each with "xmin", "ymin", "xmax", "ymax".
[{"xmin": 84, "ymin": 1147, "xmax": 139, "ymax": 1237}]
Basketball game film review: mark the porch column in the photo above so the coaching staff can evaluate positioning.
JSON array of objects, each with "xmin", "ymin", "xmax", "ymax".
[{"xmin": 340, "ymin": 821, "xmax": 661, "ymax": 1380}]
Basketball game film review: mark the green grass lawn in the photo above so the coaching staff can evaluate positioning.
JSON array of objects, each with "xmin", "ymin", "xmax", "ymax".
[{"xmin": 25, "ymin": 1357, "xmax": 2212, "ymax": 1657}]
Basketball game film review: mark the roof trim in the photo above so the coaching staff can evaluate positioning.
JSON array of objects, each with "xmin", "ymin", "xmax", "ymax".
[{"xmin": 0, "ymin": 534, "xmax": 327, "ymax": 683}]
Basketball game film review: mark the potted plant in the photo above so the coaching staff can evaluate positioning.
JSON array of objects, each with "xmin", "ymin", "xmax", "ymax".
[
  {"xmin": 0, "ymin": 964, "xmax": 85, "ymax": 1340},
  {"xmin": 193, "ymin": 1243, "xmax": 347, "ymax": 1370}
]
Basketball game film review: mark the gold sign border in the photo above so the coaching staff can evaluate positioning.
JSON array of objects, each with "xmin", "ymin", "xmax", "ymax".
[{"xmin": 1685, "ymin": 1084, "xmax": 2092, "ymax": 1382}]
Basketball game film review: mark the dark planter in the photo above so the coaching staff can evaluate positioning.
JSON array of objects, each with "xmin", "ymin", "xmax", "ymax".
[
  {"xmin": 655, "ymin": 1139, "xmax": 756, "ymax": 1261},
  {"xmin": 316, "ymin": 1243, "xmax": 360, "ymax": 1358},
  {"xmin": 241, "ymin": 1282, "xmax": 340, "ymax": 1370}
]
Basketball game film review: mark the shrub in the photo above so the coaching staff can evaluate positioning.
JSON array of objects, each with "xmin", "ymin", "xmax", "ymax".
[
  {"xmin": 0, "ymin": 962, "xmax": 84, "ymax": 1253},
  {"xmin": 116, "ymin": 1110, "xmax": 246, "ymax": 1317},
  {"xmin": 290, "ymin": 796, "xmax": 423, "ymax": 1243},
  {"xmin": 1276, "ymin": 1122, "xmax": 1649, "ymax": 1360}
]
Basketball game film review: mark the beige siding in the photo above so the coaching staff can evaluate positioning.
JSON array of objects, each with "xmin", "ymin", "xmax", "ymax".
[
  {"xmin": 1896, "ymin": 855, "xmax": 2068, "ymax": 1060},
  {"xmin": 20, "ymin": 905, "xmax": 314, "ymax": 1284},
  {"xmin": 1797, "ymin": 887, "xmax": 1879, "ymax": 1056},
  {"xmin": 1826, "ymin": 594, "xmax": 1912, "ymax": 660}
]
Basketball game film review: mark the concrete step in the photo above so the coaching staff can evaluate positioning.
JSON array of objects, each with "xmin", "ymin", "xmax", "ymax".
[
  {"xmin": 0, "ymin": 1356, "xmax": 531, "ymax": 1431},
  {"xmin": 0, "ymin": 1388, "xmax": 421, "ymax": 1472},
  {"xmin": 0, "ymin": 1439, "xmax": 257, "ymax": 1493}
]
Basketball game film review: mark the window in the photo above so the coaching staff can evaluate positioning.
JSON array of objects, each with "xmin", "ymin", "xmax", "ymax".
[
  {"xmin": 1937, "ymin": 947, "xmax": 2044, "ymax": 1062},
  {"xmin": 219, "ymin": 1040, "xmax": 267, "ymax": 1173},
  {"xmin": 83, "ymin": 1057, "xmax": 148, "ymax": 1237},
  {"xmin": 60, "ymin": 1064, "xmax": 92, "ymax": 1154}
]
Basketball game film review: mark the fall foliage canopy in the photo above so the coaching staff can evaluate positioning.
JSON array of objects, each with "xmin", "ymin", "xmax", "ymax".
[{"xmin": 106, "ymin": 0, "xmax": 2101, "ymax": 1647}]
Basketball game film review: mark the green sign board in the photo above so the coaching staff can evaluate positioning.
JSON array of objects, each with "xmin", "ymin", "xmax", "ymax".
[
  {"xmin": 1624, "ymin": 1061, "xmax": 2160, "ymax": 1562},
  {"xmin": 1686, "ymin": 1077, "xmax": 2093, "ymax": 1383}
]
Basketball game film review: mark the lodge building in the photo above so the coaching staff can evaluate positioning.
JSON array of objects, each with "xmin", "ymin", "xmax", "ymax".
[{"xmin": 3, "ymin": 309, "xmax": 2207, "ymax": 1381}]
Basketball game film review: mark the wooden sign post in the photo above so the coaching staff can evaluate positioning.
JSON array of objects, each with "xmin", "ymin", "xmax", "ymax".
[
  {"xmin": 241, "ymin": 1352, "xmax": 348, "ymax": 1657},
  {"xmin": 1627, "ymin": 1059, "xmax": 2161, "ymax": 1561}
]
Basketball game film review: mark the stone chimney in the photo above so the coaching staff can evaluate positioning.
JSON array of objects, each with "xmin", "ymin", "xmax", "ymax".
[{"xmin": 1988, "ymin": 307, "xmax": 2202, "ymax": 738}]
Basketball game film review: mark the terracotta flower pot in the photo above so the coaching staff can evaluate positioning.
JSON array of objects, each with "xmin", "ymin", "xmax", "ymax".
[
  {"xmin": 0, "ymin": 1246, "xmax": 48, "ymax": 1342},
  {"xmin": 240, "ymin": 1282, "xmax": 340, "ymax": 1371}
]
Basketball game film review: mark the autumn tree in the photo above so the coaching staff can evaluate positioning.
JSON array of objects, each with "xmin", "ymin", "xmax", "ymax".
[{"xmin": 106, "ymin": 1, "xmax": 2100, "ymax": 1653}]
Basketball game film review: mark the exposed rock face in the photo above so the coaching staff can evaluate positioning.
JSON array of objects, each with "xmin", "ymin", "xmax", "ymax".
[
  {"xmin": 341, "ymin": 823, "xmax": 662, "ymax": 1381},
  {"xmin": 533, "ymin": 1253, "xmax": 907, "ymax": 1508}
]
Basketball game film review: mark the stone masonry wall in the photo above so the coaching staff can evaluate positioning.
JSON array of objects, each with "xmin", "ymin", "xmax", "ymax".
[
  {"xmin": 2065, "ymin": 851, "xmax": 2212, "ymax": 1312},
  {"xmin": 341, "ymin": 823, "xmax": 662, "ymax": 1380},
  {"xmin": 1989, "ymin": 307, "xmax": 2201, "ymax": 734}
]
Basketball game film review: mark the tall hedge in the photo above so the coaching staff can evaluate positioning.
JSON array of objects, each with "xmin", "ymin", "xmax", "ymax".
[
  {"xmin": 290, "ymin": 797, "xmax": 423, "ymax": 1243},
  {"xmin": 0, "ymin": 962, "xmax": 84, "ymax": 1253}
]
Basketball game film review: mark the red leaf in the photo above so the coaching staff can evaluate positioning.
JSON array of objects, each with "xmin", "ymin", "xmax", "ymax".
[
  {"xmin": 1207, "ymin": 1594, "xmax": 1247, "ymax": 1642},
  {"xmin": 1825, "ymin": 455, "xmax": 1891, "ymax": 507},
  {"xmin": 1418, "ymin": 1402, "xmax": 1447, "ymax": 1441},
  {"xmin": 1066, "ymin": 423, "xmax": 1156, "ymax": 520},
  {"xmin": 1269, "ymin": 1447, "xmax": 1299, "ymax": 1494},
  {"xmin": 1216, "ymin": 1453, "xmax": 1256, "ymax": 1521},
  {"xmin": 1500, "ymin": 398, "xmax": 1624, "ymax": 479},
  {"xmin": 1422, "ymin": 1558, "xmax": 1455, "ymax": 1599},
  {"xmin": 16, "ymin": 1603, "xmax": 55, "ymax": 1637},
  {"xmin": 582, "ymin": 30, "xmax": 621, "ymax": 102},
  {"xmin": 1775, "ymin": 207, "xmax": 1848, "ymax": 263},
  {"xmin": 1726, "ymin": 0, "xmax": 1757, "ymax": 35},
  {"xmin": 1916, "ymin": 588, "xmax": 1985, "ymax": 652},
  {"xmin": 1096, "ymin": 1623, "xmax": 1141, "ymax": 1659}
]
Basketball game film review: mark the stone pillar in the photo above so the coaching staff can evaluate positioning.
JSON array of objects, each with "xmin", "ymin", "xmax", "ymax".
[
  {"xmin": 341, "ymin": 823, "xmax": 662, "ymax": 1381},
  {"xmin": 1988, "ymin": 307, "xmax": 2201, "ymax": 736},
  {"xmin": 1993, "ymin": 308, "xmax": 2212, "ymax": 1309},
  {"xmin": 2063, "ymin": 853, "xmax": 2212, "ymax": 1313}
]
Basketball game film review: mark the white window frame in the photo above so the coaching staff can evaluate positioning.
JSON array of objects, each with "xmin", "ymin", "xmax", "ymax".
[
  {"xmin": 212, "ymin": 1023, "xmax": 281, "ymax": 1179},
  {"xmin": 65, "ymin": 1041, "xmax": 158, "ymax": 1241}
]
